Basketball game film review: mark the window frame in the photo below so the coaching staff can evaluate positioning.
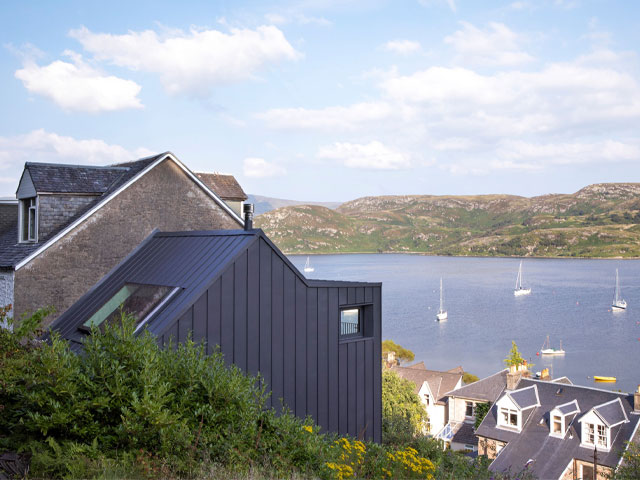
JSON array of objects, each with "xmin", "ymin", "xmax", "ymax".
[
  {"xmin": 498, "ymin": 406, "xmax": 519, "ymax": 429},
  {"xmin": 19, "ymin": 196, "xmax": 38, "ymax": 243},
  {"xmin": 465, "ymin": 401, "xmax": 476, "ymax": 419}
]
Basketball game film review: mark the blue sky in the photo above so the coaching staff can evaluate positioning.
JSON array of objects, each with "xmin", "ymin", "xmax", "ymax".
[{"xmin": 1, "ymin": 0, "xmax": 639, "ymax": 201}]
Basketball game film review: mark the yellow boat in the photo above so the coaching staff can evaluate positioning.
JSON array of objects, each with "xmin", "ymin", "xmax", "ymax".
[{"xmin": 594, "ymin": 376, "xmax": 616, "ymax": 382}]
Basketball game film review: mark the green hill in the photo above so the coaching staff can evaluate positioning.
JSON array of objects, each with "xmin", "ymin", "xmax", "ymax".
[{"xmin": 255, "ymin": 183, "xmax": 640, "ymax": 257}]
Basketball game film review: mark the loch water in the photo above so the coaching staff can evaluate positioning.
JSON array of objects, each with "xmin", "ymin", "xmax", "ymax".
[{"xmin": 290, "ymin": 254, "xmax": 640, "ymax": 393}]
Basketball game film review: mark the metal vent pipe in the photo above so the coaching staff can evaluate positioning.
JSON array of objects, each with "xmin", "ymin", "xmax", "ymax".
[{"xmin": 243, "ymin": 203, "xmax": 254, "ymax": 230}]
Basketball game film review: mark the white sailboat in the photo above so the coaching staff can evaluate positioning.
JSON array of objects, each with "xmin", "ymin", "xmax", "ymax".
[
  {"xmin": 612, "ymin": 268, "xmax": 627, "ymax": 310},
  {"xmin": 540, "ymin": 335, "xmax": 565, "ymax": 355},
  {"xmin": 514, "ymin": 260, "xmax": 531, "ymax": 296},
  {"xmin": 303, "ymin": 256, "xmax": 314, "ymax": 273},
  {"xmin": 436, "ymin": 277, "xmax": 448, "ymax": 322}
]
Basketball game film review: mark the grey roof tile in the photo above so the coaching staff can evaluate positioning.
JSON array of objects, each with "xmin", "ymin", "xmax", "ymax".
[
  {"xmin": 25, "ymin": 163, "xmax": 128, "ymax": 194},
  {"xmin": 446, "ymin": 369, "xmax": 508, "ymax": 402},
  {"xmin": 391, "ymin": 365, "xmax": 462, "ymax": 403},
  {"xmin": 508, "ymin": 385, "xmax": 540, "ymax": 410},
  {"xmin": 195, "ymin": 173, "xmax": 247, "ymax": 201},
  {"xmin": 451, "ymin": 422, "xmax": 478, "ymax": 446},
  {"xmin": 593, "ymin": 398, "xmax": 628, "ymax": 427},
  {"xmin": 476, "ymin": 379, "xmax": 640, "ymax": 479}
]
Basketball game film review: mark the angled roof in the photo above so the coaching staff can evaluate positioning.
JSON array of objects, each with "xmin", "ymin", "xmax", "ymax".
[
  {"xmin": 555, "ymin": 399, "xmax": 580, "ymax": 416},
  {"xmin": 586, "ymin": 398, "xmax": 629, "ymax": 428},
  {"xmin": 0, "ymin": 153, "xmax": 244, "ymax": 269},
  {"xmin": 408, "ymin": 361, "xmax": 426, "ymax": 370},
  {"xmin": 196, "ymin": 173, "xmax": 248, "ymax": 201},
  {"xmin": 451, "ymin": 422, "xmax": 478, "ymax": 447},
  {"xmin": 551, "ymin": 376, "xmax": 573, "ymax": 385},
  {"xmin": 391, "ymin": 365, "xmax": 462, "ymax": 404},
  {"xmin": 476, "ymin": 378, "xmax": 640, "ymax": 479},
  {"xmin": 22, "ymin": 163, "xmax": 129, "ymax": 194},
  {"xmin": 446, "ymin": 369, "xmax": 508, "ymax": 402},
  {"xmin": 50, "ymin": 228, "xmax": 379, "ymax": 349},
  {"xmin": 507, "ymin": 385, "xmax": 540, "ymax": 410}
]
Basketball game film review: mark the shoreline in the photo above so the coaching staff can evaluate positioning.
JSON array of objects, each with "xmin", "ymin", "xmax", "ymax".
[{"xmin": 285, "ymin": 251, "xmax": 640, "ymax": 260}]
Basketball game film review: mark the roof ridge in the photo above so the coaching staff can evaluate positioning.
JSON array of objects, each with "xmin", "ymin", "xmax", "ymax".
[
  {"xmin": 523, "ymin": 378, "xmax": 633, "ymax": 396},
  {"xmin": 25, "ymin": 161, "xmax": 129, "ymax": 170}
]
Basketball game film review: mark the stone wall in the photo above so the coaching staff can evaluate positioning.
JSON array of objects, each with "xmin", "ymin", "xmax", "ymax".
[
  {"xmin": 477, "ymin": 436, "xmax": 506, "ymax": 459},
  {"xmin": 560, "ymin": 459, "xmax": 611, "ymax": 480},
  {"xmin": 38, "ymin": 194, "xmax": 99, "ymax": 241},
  {"xmin": 0, "ymin": 269, "xmax": 14, "ymax": 324},
  {"xmin": 0, "ymin": 203, "xmax": 17, "ymax": 235},
  {"xmin": 14, "ymin": 159, "xmax": 241, "ymax": 325}
]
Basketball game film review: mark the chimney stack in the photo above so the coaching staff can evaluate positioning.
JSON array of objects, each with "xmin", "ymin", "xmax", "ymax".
[
  {"xmin": 506, "ymin": 366, "xmax": 522, "ymax": 390},
  {"xmin": 634, "ymin": 385, "xmax": 640, "ymax": 413},
  {"xmin": 243, "ymin": 203, "xmax": 254, "ymax": 231}
]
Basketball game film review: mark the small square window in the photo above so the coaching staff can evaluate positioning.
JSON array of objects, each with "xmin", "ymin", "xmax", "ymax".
[
  {"xmin": 340, "ymin": 308, "xmax": 361, "ymax": 337},
  {"xmin": 465, "ymin": 401, "xmax": 475, "ymax": 417}
]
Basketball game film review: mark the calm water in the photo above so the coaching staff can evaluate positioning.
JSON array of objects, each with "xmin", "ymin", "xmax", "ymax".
[{"xmin": 289, "ymin": 254, "xmax": 640, "ymax": 393}]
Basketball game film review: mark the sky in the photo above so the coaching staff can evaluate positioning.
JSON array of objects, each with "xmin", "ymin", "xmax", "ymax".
[{"xmin": 1, "ymin": 0, "xmax": 639, "ymax": 201}]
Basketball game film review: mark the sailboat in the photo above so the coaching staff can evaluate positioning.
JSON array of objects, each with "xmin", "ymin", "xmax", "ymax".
[
  {"xmin": 612, "ymin": 269, "xmax": 627, "ymax": 310},
  {"xmin": 540, "ymin": 335, "xmax": 565, "ymax": 355},
  {"xmin": 303, "ymin": 256, "xmax": 314, "ymax": 273},
  {"xmin": 436, "ymin": 277, "xmax": 448, "ymax": 322},
  {"xmin": 514, "ymin": 260, "xmax": 531, "ymax": 296}
]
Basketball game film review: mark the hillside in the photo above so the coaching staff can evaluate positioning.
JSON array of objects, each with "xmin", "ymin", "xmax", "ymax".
[
  {"xmin": 254, "ymin": 183, "xmax": 640, "ymax": 257},
  {"xmin": 247, "ymin": 194, "xmax": 341, "ymax": 215}
]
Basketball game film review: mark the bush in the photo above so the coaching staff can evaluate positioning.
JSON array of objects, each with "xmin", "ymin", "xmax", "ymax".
[{"xmin": 382, "ymin": 369, "xmax": 428, "ymax": 445}]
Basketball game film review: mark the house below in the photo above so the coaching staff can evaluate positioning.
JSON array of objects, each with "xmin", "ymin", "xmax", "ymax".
[
  {"xmin": 391, "ymin": 363, "xmax": 462, "ymax": 436},
  {"xmin": 0, "ymin": 152, "xmax": 244, "ymax": 325},
  {"xmin": 50, "ymin": 225, "xmax": 383, "ymax": 442},
  {"xmin": 476, "ymin": 379, "xmax": 640, "ymax": 479}
]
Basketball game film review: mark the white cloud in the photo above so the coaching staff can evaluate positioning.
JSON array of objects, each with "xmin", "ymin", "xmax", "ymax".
[
  {"xmin": 265, "ymin": 12, "xmax": 331, "ymax": 26},
  {"xmin": 256, "ymin": 102, "xmax": 397, "ymax": 130},
  {"xmin": 382, "ymin": 39, "xmax": 421, "ymax": 55},
  {"xmin": 69, "ymin": 25, "xmax": 300, "ymax": 97},
  {"xmin": 445, "ymin": 22, "xmax": 534, "ymax": 67},
  {"xmin": 15, "ymin": 52, "xmax": 142, "ymax": 113},
  {"xmin": 317, "ymin": 141, "xmax": 410, "ymax": 170},
  {"xmin": 0, "ymin": 130, "xmax": 153, "ymax": 195},
  {"xmin": 419, "ymin": 0, "xmax": 457, "ymax": 13},
  {"xmin": 243, "ymin": 157, "xmax": 286, "ymax": 178}
]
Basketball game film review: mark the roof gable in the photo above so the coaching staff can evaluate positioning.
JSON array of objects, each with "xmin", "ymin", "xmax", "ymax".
[
  {"xmin": 16, "ymin": 169, "xmax": 36, "ymax": 199},
  {"xmin": 23, "ymin": 162, "xmax": 128, "ymax": 195},
  {"xmin": 3, "ymin": 152, "xmax": 244, "ymax": 270},
  {"xmin": 579, "ymin": 398, "xmax": 629, "ymax": 428},
  {"xmin": 552, "ymin": 399, "xmax": 580, "ymax": 417},
  {"xmin": 446, "ymin": 368, "xmax": 508, "ymax": 402},
  {"xmin": 507, "ymin": 385, "xmax": 540, "ymax": 410},
  {"xmin": 195, "ymin": 173, "xmax": 248, "ymax": 201}
]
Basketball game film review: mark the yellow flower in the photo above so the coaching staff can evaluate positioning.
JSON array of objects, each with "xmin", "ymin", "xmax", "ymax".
[{"xmin": 303, "ymin": 425, "xmax": 313, "ymax": 433}]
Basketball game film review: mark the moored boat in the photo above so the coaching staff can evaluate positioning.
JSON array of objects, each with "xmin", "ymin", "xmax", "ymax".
[
  {"xmin": 594, "ymin": 376, "xmax": 616, "ymax": 382},
  {"xmin": 436, "ymin": 277, "xmax": 447, "ymax": 322},
  {"xmin": 514, "ymin": 260, "xmax": 531, "ymax": 296},
  {"xmin": 303, "ymin": 256, "xmax": 314, "ymax": 273},
  {"xmin": 612, "ymin": 268, "xmax": 626, "ymax": 310},
  {"xmin": 540, "ymin": 335, "xmax": 565, "ymax": 355}
]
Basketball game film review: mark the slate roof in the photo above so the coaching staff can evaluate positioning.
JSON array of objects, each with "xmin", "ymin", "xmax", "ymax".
[
  {"xmin": 50, "ymin": 229, "xmax": 379, "ymax": 349},
  {"xmin": 591, "ymin": 398, "xmax": 628, "ymax": 427},
  {"xmin": 451, "ymin": 422, "xmax": 478, "ymax": 447},
  {"xmin": 555, "ymin": 400, "xmax": 580, "ymax": 416},
  {"xmin": 1, "ymin": 153, "xmax": 174, "ymax": 268},
  {"xmin": 508, "ymin": 385, "xmax": 540, "ymax": 410},
  {"xmin": 196, "ymin": 173, "xmax": 248, "ymax": 201},
  {"xmin": 391, "ymin": 365, "xmax": 462, "ymax": 404},
  {"xmin": 446, "ymin": 369, "xmax": 508, "ymax": 402},
  {"xmin": 23, "ymin": 163, "xmax": 129, "ymax": 194},
  {"xmin": 476, "ymin": 378, "xmax": 640, "ymax": 479},
  {"xmin": 408, "ymin": 361, "xmax": 426, "ymax": 370}
]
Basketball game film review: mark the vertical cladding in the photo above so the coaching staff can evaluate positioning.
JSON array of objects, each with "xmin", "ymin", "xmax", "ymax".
[
  {"xmin": 14, "ymin": 159, "xmax": 240, "ymax": 325},
  {"xmin": 37, "ymin": 194, "xmax": 99, "ymax": 241},
  {"xmin": 295, "ymin": 277, "xmax": 307, "ymax": 417},
  {"xmin": 233, "ymin": 251, "xmax": 248, "ymax": 371},
  {"xmin": 327, "ymin": 288, "xmax": 339, "ymax": 433},
  {"xmin": 246, "ymin": 242, "xmax": 260, "ymax": 375},
  {"xmin": 306, "ymin": 288, "xmax": 318, "ymax": 423},
  {"xmin": 373, "ymin": 286, "xmax": 382, "ymax": 442},
  {"xmin": 317, "ymin": 288, "xmax": 329, "ymax": 430},
  {"xmin": 282, "ymin": 268, "xmax": 296, "ymax": 412},
  {"xmin": 259, "ymin": 240, "xmax": 272, "ymax": 408},
  {"xmin": 271, "ymin": 253, "xmax": 284, "ymax": 409}
]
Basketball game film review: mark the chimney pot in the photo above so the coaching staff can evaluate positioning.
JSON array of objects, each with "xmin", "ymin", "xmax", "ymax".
[
  {"xmin": 507, "ymin": 371, "xmax": 522, "ymax": 390},
  {"xmin": 243, "ymin": 203, "xmax": 254, "ymax": 231}
]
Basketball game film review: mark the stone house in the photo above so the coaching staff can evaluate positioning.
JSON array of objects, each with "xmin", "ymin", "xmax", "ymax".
[
  {"xmin": 0, "ymin": 152, "xmax": 244, "ymax": 325},
  {"xmin": 195, "ymin": 172, "xmax": 247, "ymax": 217},
  {"xmin": 391, "ymin": 363, "xmax": 463, "ymax": 436},
  {"xmin": 476, "ymin": 379, "xmax": 640, "ymax": 480}
]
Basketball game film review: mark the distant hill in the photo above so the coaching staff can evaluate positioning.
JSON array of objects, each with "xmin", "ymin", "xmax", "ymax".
[
  {"xmin": 247, "ymin": 194, "xmax": 342, "ymax": 215},
  {"xmin": 255, "ymin": 183, "xmax": 640, "ymax": 257}
]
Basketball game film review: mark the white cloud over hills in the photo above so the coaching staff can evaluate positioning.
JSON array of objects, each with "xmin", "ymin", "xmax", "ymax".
[{"xmin": 317, "ymin": 141, "xmax": 411, "ymax": 170}]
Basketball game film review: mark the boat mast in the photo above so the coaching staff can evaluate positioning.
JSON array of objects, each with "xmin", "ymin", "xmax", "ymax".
[
  {"xmin": 439, "ymin": 277, "xmax": 444, "ymax": 312},
  {"xmin": 614, "ymin": 269, "xmax": 620, "ymax": 303}
]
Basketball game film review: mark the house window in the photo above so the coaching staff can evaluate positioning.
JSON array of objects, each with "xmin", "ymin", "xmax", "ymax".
[
  {"xmin": 585, "ymin": 423, "xmax": 595, "ymax": 445},
  {"xmin": 500, "ymin": 407, "xmax": 518, "ymax": 427},
  {"xmin": 424, "ymin": 394, "xmax": 430, "ymax": 406},
  {"xmin": 465, "ymin": 401, "xmax": 475, "ymax": 418},
  {"xmin": 20, "ymin": 197, "xmax": 37, "ymax": 242},
  {"xmin": 80, "ymin": 283, "xmax": 178, "ymax": 333},
  {"xmin": 340, "ymin": 308, "xmax": 360, "ymax": 337},
  {"xmin": 580, "ymin": 464, "xmax": 594, "ymax": 480},
  {"xmin": 552, "ymin": 416, "xmax": 562, "ymax": 434},
  {"xmin": 597, "ymin": 424, "xmax": 607, "ymax": 447}
]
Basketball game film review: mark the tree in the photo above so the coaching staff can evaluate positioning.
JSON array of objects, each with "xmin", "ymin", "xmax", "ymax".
[
  {"xmin": 614, "ymin": 442, "xmax": 640, "ymax": 479},
  {"xmin": 463, "ymin": 372, "xmax": 479, "ymax": 384},
  {"xmin": 503, "ymin": 341, "xmax": 525, "ymax": 368},
  {"xmin": 382, "ymin": 339, "xmax": 415, "ymax": 365},
  {"xmin": 381, "ymin": 369, "xmax": 427, "ymax": 445}
]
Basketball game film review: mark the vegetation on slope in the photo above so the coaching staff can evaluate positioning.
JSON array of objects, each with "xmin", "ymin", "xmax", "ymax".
[{"xmin": 255, "ymin": 183, "xmax": 640, "ymax": 257}]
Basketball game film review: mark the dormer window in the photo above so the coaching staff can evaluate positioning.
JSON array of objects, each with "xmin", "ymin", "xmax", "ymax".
[
  {"xmin": 552, "ymin": 415, "xmax": 562, "ymax": 434},
  {"xmin": 500, "ymin": 407, "xmax": 519, "ymax": 428},
  {"xmin": 19, "ymin": 197, "xmax": 37, "ymax": 242},
  {"xmin": 578, "ymin": 398, "xmax": 628, "ymax": 452},
  {"xmin": 549, "ymin": 399, "xmax": 579, "ymax": 438}
]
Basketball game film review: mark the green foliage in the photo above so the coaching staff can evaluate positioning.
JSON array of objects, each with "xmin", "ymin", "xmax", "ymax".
[
  {"xmin": 381, "ymin": 370, "xmax": 427, "ymax": 445},
  {"xmin": 474, "ymin": 403, "xmax": 491, "ymax": 430},
  {"xmin": 462, "ymin": 372, "xmax": 479, "ymax": 384},
  {"xmin": 504, "ymin": 341, "xmax": 525, "ymax": 368},
  {"xmin": 382, "ymin": 339, "xmax": 415, "ymax": 364},
  {"xmin": 613, "ymin": 441, "xmax": 640, "ymax": 479}
]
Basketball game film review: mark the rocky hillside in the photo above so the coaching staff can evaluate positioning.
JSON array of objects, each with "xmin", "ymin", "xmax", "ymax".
[{"xmin": 255, "ymin": 183, "xmax": 640, "ymax": 257}]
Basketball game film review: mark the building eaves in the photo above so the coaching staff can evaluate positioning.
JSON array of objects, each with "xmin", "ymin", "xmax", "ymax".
[{"xmin": 445, "ymin": 368, "xmax": 508, "ymax": 402}]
